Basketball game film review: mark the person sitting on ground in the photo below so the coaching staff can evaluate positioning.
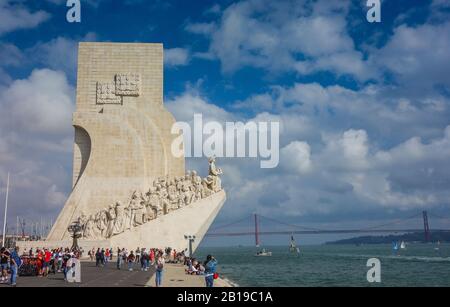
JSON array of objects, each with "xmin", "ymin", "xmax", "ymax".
[
  {"xmin": 197, "ymin": 262, "xmax": 205, "ymax": 275},
  {"xmin": 186, "ymin": 258, "xmax": 199, "ymax": 275}
]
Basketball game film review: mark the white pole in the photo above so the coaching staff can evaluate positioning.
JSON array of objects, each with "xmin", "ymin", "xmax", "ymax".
[{"xmin": 2, "ymin": 172, "xmax": 10, "ymax": 247}]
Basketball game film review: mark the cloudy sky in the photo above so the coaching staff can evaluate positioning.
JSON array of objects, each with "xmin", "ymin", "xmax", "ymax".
[{"xmin": 1, "ymin": 0, "xmax": 450, "ymax": 245}]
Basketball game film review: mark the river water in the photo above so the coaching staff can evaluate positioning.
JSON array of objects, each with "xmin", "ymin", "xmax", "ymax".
[{"xmin": 196, "ymin": 243, "xmax": 450, "ymax": 287}]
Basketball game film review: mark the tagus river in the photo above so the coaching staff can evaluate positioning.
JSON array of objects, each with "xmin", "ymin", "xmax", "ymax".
[{"xmin": 196, "ymin": 244, "xmax": 450, "ymax": 287}]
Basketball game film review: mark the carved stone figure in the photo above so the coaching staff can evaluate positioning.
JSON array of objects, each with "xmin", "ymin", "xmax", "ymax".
[
  {"xmin": 129, "ymin": 191, "xmax": 141, "ymax": 227},
  {"xmin": 124, "ymin": 205, "xmax": 132, "ymax": 231},
  {"xmin": 205, "ymin": 156, "xmax": 223, "ymax": 192},
  {"xmin": 112, "ymin": 202, "xmax": 126, "ymax": 235},
  {"xmin": 73, "ymin": 161, "xmax": 224, "ymax": 240},
  {"xmin": 158, "ymin": 185, "xmax": 170, "ymax": 215},
  {"xmin": 92, "ymin": 211, "xmax": 104, "ymax": 238},
  {"xmin": 133, "ymin": 201, "xmax": 146, "ymax": 226},
  {"xmin": 78, "ymin": 213, "xmax": 88, "ymax": 233},
  {"xmin": 201, "ymin": 179, "xmax": 213, "ymax": 198},
  {"xmin": 106, "ymin": 205, "xmax": 117, "ymax": 238},
  {"xmin": 167, "ymin": 180, "xmax": 179, "ymax": 210},
  {"xmin": 100, "ymin": 210, "xmax": 108, "ymax": 237},
  {"xmin": 182, "ymin": 184, "xmax": 194, "ymax": 206},
  {"xmin": 83, "ymin": 215, "xmax": 96, "ymax": 239}
]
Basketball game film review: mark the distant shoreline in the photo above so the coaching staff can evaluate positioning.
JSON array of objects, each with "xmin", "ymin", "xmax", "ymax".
[{"xmin": 325, "ymin": 231, "xmax": 450, "ymax": 245}]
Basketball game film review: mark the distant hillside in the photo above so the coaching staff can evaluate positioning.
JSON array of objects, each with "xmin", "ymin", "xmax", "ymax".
[{"xmin": 325, "ymin": 231, "xmax": 450, "ymax": 245}]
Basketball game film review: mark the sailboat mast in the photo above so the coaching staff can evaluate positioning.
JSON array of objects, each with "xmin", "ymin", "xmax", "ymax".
[{"xmin": 254, "ymin": 213, "xmax": 260, "ymax": 247}]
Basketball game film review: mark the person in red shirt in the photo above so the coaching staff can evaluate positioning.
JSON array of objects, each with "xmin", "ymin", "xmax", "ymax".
[
  {"xmin": 43, "ymin": 249, "xmax": 52, "ymax": 277},
  {"xmin": 36, "ymin": 250, "xmax": 43, "ymax": 276}
]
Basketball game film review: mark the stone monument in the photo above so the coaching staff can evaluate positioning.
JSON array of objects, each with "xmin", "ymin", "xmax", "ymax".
[{"xmin": 19, "ymin": 43, "xmax": 226, "ymax": 253}]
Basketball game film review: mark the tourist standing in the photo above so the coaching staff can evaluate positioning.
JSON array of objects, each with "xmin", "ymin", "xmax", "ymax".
[
  {"xmin": 155, "ymin": 252, "xmax": 165, "ymax": 287},
  {"xmin": 105, "ymin": 249, "xmax": 110, "ymax": 266},
  {"xmin": 141, "ymin": 248, "xmax": 149, "ymax": 271},
  {"xmin": 127, "ymin": 251, "xmax": 135, "ymax": 271},
  {"xmin": 150, "ymin": 248, "xmax": 155, "ymax": 265},
  {"xmin": 57, "ymin": 249, "xmax": 63, "ymax": 272},
  {"xmin": 62, "ymin": 249, "xmax": 71, "ymax": 281},
  {"xmin": 43, "ymin": 248, "xmax": 52, "ymax": 276},
  {"xmin": 0, "ymin": 247, "xmax": 9, "ymax": 283},
  {"xmin": 204, "ymin": 255, "xmax": 218, "ymax": 287},
  {"xmin": 101, "ymin": 248, "xmax": 106, "ymax": 266},
  {"xmin": 9, "ymin": 247, "xmax": 21, "ymax": 287},
  {"xmin": 135, "ymin": 247, "xmax": 141, "ymax": 263},
  {"xmin": 117, "ymin": 248, "xmax": 125, "ymax": 269},
  {"xmin": 95, "ymin": 248, "xmax": 102, "ymax": 267}
]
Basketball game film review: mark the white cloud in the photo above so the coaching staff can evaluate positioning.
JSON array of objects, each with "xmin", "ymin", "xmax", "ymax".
[
  {"xmin": 166, "ymin": 89, "xmax": 232, "ymax": 123},
  {"xmin": 170, "ymin": 76, "xmax": 450, "ymax": 222},
  {"xmin": 188, "ymin": 0, "xmax": 376, "ymax": 80},
  {"xmin": 0, "ymin": 42, "xmax": 24, "ymax": 66},
  {"xmin": 280, "ymin": 141, "xmax": 312, "ymax": 174},
  {"xmin": 321, "ymin": 129, "xmax": 370, "ymax": 172},
  {"xmin": 28, "ymin": 32, "xmax": 97, "ymax": 79},
  {"xmin": 0, "ymin": 0, "xmax": 50, "ymax": 36},
  {"xmin": 164, "ymin": 48, "xmax": 190, "ymax": 67},
  {"xmin": 0, "ymin": 68, "xmax": 74, "ymax": 222},
  {"xmin": 45, "ymin": 184, "xmax": 67, "ymax": 207},
  {"xmin": 0, "ymin": 69, "xmax": 74, "ymax": 134},
  {"xmin": 373, "ymin": 22, "xmax": 450, "ymax": 90}
]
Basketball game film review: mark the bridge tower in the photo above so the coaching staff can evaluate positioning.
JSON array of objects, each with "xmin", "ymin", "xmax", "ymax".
[
  {"xmin": 254, "ymin": 213, "xmax": 260, "ymax": 247},
  {"xmin": 423, "ymin": 211, "xmax": 431, "ymax": 242}
]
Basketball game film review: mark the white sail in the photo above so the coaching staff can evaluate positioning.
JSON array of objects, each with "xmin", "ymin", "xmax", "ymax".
[{"xmin": 289, "ymin": 234, "xmax": 300, "ymax": 253}]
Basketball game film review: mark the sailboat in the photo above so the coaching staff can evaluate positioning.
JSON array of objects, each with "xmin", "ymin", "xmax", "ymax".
[
  {"xmin": 254, "ymin": 213, "xmax": 272, "ymax": 256},
  {"xmin": 400, "ymin": 241, "xmax": 406, "ymax": 249},
  {"xmin": 255, "ymin": 248, "xmax": 272, "ymax": 257},
  {"xmin": 289, "ymin": 234, "xmax": 300, "ymax": 254},
  {"xmin": 392, "ymin": 241, "xmax": 399, "ymax": 255}
]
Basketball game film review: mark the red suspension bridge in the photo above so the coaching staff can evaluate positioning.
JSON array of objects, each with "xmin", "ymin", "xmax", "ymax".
[{"xmin": 206, "ymin": 211, "xmax": 450, "ymax": 245}]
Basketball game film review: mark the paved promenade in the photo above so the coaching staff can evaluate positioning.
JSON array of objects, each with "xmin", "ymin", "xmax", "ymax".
[
  {"xmin": 0, "ymin": 261, "xmax": 154, "ymax": 287},
  {"xmin": 147, "ymin": 264, "xmax": 232, "ymax": 287},
  {"xmin": 0, "ymin": 262, "xmax": 233, "ymax": 287}
]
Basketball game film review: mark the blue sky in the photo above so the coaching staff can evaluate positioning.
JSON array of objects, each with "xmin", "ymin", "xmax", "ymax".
[{"xmin": 1, "ymin": 0, "xmax": 450, "ymax": 245}]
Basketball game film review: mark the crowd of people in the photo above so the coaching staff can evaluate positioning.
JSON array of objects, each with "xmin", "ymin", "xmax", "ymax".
[
  {"xmin": 0, "ymin": 246, "xmax": 84, "ymax": 286},
  {"xmin": 0, "ymin": 245, "xmax": 219, "ymax": 287}
]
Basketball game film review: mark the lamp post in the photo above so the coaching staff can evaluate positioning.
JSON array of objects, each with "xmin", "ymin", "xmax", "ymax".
[
  {"xmin": 67, "ymin": 221, "xmax": 83, "ymax": 251},
  {"xmin": 184, "ymin": 235, "xmax": 196, "ymax": 257}
]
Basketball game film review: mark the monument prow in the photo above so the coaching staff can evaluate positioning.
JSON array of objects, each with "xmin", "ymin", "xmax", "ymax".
[{"xmin": 27, "ymin": 42, "xmax": 226, "ymax": 253}]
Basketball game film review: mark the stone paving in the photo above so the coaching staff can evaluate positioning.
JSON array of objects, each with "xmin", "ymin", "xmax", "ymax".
[{"xmin": 0, "ymin": 260, "xmax": 155, "ymax": 287}]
